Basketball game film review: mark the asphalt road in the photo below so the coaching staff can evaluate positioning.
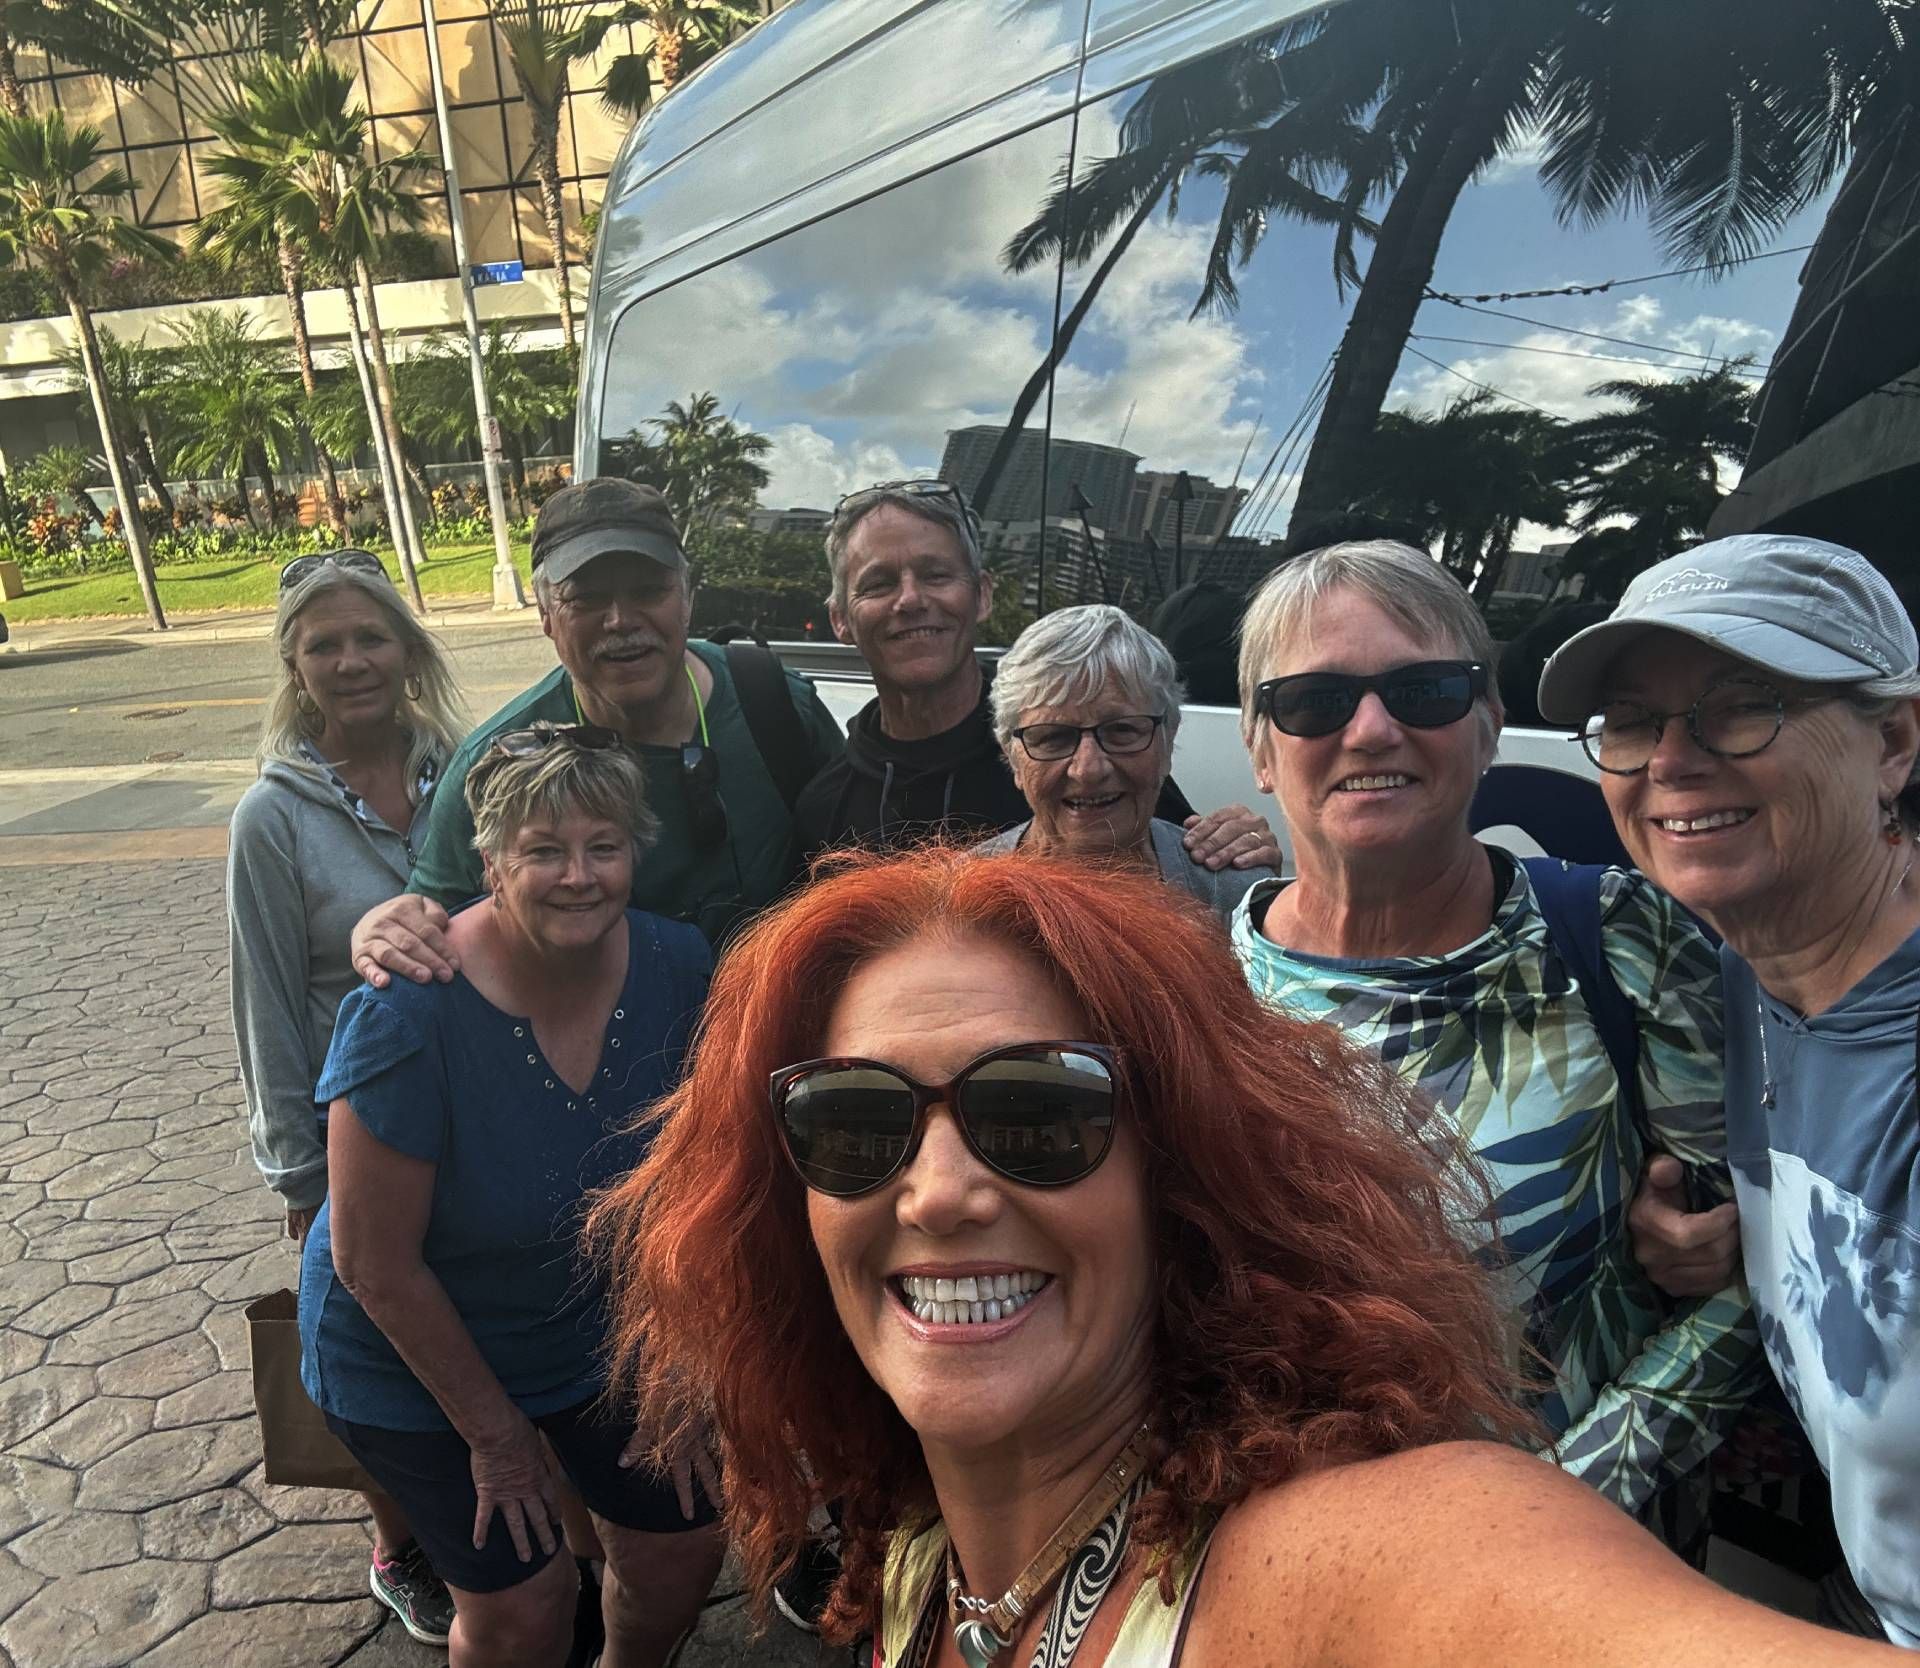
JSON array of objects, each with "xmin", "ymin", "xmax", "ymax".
[
  {"xmin": 0, "ymin": 613, "xmax": 566, "ymax": 864},
  {"xmin": 1, "ymin": 620, "xmax": 559, "ymax": 771}
]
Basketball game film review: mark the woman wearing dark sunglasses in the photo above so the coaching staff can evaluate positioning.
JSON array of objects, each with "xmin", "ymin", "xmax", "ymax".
[
  {"xmin": 974, "ymin": 605, "xmax": 1274, "ymax": 922},
  {"xmin": 585, "ymin": 847, "xmax": 1894, "ymax": 1668},
  {"xmin": 298, "ymin": 728, "xmax": 722, "ymax": 1667},
  {"xmin": 1228, "ymin": 541, "xmax": 1753, "ymax": 1560}
]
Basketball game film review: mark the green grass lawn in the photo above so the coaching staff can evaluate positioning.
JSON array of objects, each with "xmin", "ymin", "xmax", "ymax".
[{"xmin": 1, "ymin": 540, "xmax": 534, "ymax": 623}]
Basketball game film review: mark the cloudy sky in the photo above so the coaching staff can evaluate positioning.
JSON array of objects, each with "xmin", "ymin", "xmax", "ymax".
[{"xmin": 597, "ymin": 68, "xmax": 1836, "ymax": 543}]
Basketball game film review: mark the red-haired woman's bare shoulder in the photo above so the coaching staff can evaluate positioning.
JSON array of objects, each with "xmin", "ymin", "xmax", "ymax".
[{"xmin": 1180, "ymin": 1443, "xmax": 1895, "ymax": 1668}]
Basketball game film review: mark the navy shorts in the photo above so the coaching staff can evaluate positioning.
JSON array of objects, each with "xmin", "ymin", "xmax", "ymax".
[{"xmin": 325, "ymin": 1396, "xmax": 719, "ymax": 1594}]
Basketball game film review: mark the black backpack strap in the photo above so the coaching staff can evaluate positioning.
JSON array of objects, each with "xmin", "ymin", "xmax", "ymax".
[
  {"xmin": 1523, "ymin": 857, "xmax": 1643, "ymax": 1126},
  {"xmin": 725, "ymin": 642, "xmax": 813, "ymax": 812}
]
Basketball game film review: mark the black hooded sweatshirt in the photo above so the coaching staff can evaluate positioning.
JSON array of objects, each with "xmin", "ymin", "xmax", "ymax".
[{"xmin": 793, "ymin": 667, "xmax": 1193, "ymax": 859}]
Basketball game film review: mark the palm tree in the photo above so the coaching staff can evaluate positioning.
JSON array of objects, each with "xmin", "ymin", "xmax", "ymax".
[
  {"xmin": 614, "ymin": 391, "xmax": 770, "ymax": 550},
  {"xmin": 54, "ymin": 328, "xmax": 176, "ymax": 520},
  {"xmin": 487, "ymin": 0, "xmax": 760, "ymax": 356},
  {"xmin": 0, "ymin": 111, "xmax": 171, "ymax": 627},
  {"xmin": 204, "ymin": 54, "xmax": 437, "ymax": 606},
  {"xmin": 599, "ymin": 0, "xmax": 762, "ymax": 115},
  {"xmin": 995, "ymin": 0, "xmax": 1902, "ymax": 549},
  {"xmin": 1272, "ymin": 0, "xmax": 1900, "ymax": 543},
  {"xmin": 977, "ymin": 36, "xmax": 1370, "ymax": 512},
  {"xmin": 161, "ymin": 312, "xmax": 304, "ymax": 530},
  {"xmin": 1359, "ymin": 392, "xmax": 1579, "ymax": 599},
  {"xmin": 196, "ymin": 148, "xmax": 349, "ymax": 534},
  {"xmin": 1560, "ymin": 363, "xmax": 1756, "ymax": 585},
  {"xmin": 0, "ymin": 0, "xmax": 178, "ymax": 118},
  {"xmin": 406, "ymin": 323, "xmax": 575, "ymax": 505}
]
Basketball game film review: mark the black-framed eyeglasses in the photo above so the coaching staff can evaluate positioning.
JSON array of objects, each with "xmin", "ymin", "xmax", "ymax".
[
  {"xmin": 1255, "ymin": 661, "xmax": 1488, "ymax": 739},
  {"xmin": 770, "ymin": 1041, "xmax": 1120, "ymax": 1198},
  {"xmin": 1010, "ymin": 714, "xmax": 1166, "ymax": 762},
  {"xmin": 833, "ymin": 478, "xmax": 981, "ymax": 535},
  {"xmin": 1578, "ymin": 679, "xmax": 1827, "ymax": 775},
  {"xmin": 680, "ymin": 742, "xmax": 729, "ymax": 851},
  {"xmin": 280, "ymin": 549, "xmax": 389, "ymax": 590}
]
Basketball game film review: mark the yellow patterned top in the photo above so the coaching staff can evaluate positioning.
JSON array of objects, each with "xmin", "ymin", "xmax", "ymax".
[{"xmin": 874, "ymin": 1518, "xmax": 1216, "ymax": 1668}]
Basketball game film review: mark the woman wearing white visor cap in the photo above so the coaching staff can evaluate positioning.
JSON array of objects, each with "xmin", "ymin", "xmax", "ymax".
[{"xmin": 1538, "ymin": 533, "xmax": 1920, "ymax": 1648}]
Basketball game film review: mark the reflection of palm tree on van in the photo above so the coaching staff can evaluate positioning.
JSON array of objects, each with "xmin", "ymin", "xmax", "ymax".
[
  {"xmin": 1358, "ymin": 394, "xmax": 1577, "ymax": 600},
  {"xmin": 1557, "ymin": 363, "xmax": 1756, "ymax": 597},
  {"xmin": 984, "ymin": 0, "xmax": 1899, "ymax": 548},
  {"xmin": 973, "ymin": 34, "xmax": 1370, "ymax": 519},
  {"xmin": 490, "ymin": 0, "xmax": 763, "ymax": 358},
  {"xmin": 612, "ymin": 392, "xmax": 772, "ymax": 550}
]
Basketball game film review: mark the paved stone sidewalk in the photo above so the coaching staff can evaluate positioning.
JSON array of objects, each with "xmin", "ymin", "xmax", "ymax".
[{"xmin": 0, "ymin": 859, "xmax": 827, "ymax": 1667}]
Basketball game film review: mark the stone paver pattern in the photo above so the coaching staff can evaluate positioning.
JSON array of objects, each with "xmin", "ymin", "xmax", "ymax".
[{"xmin": 0, "ymin": 859, "xmax": 828, "ymax": 1667}]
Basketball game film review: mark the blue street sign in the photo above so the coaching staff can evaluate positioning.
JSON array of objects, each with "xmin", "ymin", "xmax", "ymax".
[{"xmin": 470, "ymin": 260, "xmax": 524, "ymax": 287}]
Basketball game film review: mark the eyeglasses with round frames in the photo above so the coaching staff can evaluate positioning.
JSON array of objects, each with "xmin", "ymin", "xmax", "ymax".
[
  {"xmin": 1010, "ymin": 714, "xmax": 1166, "ymax": 762},
  {"xmin": 1578, "ymin": 679, "xmax": 1831, "ymax": 775}
]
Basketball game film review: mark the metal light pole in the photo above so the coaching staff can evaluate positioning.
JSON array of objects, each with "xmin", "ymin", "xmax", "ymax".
[{"xmin": 422, "ymin": 0, "xmax": 526, "ymax": 609}]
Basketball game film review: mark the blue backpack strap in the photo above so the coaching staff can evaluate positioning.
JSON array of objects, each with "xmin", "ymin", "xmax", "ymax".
[{"xmin": 1522, "ymin": 857, "xmax": 1642, "ymax": 1122}]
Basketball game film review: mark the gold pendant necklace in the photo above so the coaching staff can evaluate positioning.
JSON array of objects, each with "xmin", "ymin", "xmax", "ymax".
[{"xmin": 944, "ymin": 1425, "xmax": 1153, "ymax": 1668}]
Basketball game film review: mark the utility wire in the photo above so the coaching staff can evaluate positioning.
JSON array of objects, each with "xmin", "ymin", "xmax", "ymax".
[
  {"xmin": 1423, "ymin": 243, "xmax": 1815, "ymax": 306},
  {"xmin": 1409, "ymin": 332, "xmax": 1767, "ymax": 378},
  {"xmin": 1427, "ymin": 296, "xmax": 1753, "ymax": 365},
  {"xmin": 1402, "ymin": 345, "xmax": 1558, "ymax": 416}
]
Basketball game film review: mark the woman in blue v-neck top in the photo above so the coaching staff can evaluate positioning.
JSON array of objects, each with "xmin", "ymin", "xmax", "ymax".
[{"xmin": 298, "ymin": 723, "xmax": 722, "ymax": 1667}]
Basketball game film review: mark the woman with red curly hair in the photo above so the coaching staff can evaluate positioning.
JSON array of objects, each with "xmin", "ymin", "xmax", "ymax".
[{"xmin": 590, "ymin": 848, "xmax": 1896, "ymax": 1667}]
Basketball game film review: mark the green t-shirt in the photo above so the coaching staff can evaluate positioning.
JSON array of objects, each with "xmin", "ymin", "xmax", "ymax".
[{"xmin": 407, "ymin": 640, "xmax": 845, "ymax": 944}]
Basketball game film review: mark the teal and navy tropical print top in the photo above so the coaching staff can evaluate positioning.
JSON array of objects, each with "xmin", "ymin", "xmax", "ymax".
[{"xmin": 1230, "ymin": 854, "xmax": 1764, "ymax": 1515}]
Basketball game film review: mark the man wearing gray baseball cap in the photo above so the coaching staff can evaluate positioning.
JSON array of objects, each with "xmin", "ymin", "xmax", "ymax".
[
  {"xmin": 1543, "ymin": 533, "xmax": 1920, "ymax": 1646},
  {"xmin": 348, "ymin": 477, "xmax": 845, "ymax": 968}
]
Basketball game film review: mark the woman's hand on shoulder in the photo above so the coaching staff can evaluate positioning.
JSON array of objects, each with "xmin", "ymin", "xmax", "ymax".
[
  {"xmin": 1187, "ymin": 1442, "xmax": 1897, "ymax": 1668},
  {"xmin": 1183, "ymin": 805, "xmax": 1282, "ymax": 872}
]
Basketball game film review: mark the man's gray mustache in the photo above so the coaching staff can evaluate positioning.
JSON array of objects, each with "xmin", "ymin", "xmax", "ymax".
[{"xmin": 595, "ymin": 636, "xmax": 666, "ymax": 658}]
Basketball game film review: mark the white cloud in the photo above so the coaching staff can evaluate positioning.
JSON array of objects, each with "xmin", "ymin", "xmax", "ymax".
[
  {"xmin": 1390, "ymin": 296, "xmax": 1774, "ymax": 421},
  {"xmin": 757, "ymin": 424, "xmax": 913, "ymax": 511},
  {"xmin": 1481, "ymin": 120, "xmax": 1552, "ymax": 186}
]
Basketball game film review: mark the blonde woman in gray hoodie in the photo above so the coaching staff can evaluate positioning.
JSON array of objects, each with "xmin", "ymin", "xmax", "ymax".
[{"xmin": 227, "ymin": 549, "xmax": 465, "ymax": 1642}]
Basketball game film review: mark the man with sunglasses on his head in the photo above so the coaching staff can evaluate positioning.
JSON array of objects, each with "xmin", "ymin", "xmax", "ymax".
[
  {"xmin": 349, "ymin": 478, "xmax": 845, "ymax": 982},
  {"xmin": 793, "ymin": 479, "xmax": 1279, "ymax": 869}
]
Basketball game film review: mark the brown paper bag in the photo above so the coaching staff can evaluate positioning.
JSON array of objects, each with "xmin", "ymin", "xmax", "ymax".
[{"xmin": 245, "ymin": 1289, "xmax": 375, "ymax": 1493}]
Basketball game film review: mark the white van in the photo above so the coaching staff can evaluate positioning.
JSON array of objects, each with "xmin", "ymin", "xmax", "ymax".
[{"xmin": 573, "ymin": 0, "xmax": 1775, "ymax": 861}]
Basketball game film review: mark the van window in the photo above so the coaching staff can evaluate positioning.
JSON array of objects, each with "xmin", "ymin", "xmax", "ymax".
[{"xmin": 595, "ymin": 113, "xmax": 1077, "ymax": 565}]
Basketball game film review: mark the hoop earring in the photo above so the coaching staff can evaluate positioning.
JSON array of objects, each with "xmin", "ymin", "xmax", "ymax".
[
  {"xmin": 404, "ymin": 672, "xmax": 424, "ymax": 703},
  {"xmin": 295, "ymin": 686, "xmax": 324, "ymax": 736}
]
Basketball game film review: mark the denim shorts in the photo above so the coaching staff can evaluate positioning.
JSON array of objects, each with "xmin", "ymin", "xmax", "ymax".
[{"xmin": 325, "ymin": 1395, "xmax": 718, "ymax": 1594}]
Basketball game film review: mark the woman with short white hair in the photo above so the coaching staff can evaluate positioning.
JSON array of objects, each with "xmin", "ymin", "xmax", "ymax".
[
  {"xmin": 1230, "ymin": 539, "xmax": 1759, "ymax": 1557},
  {"xmin": 227, "ymin": 548, "xmax": 466, "ymax": 1640},
  {"xmin": 976, "ymin": 604, "xmax": 1273, "ymax": 921}
]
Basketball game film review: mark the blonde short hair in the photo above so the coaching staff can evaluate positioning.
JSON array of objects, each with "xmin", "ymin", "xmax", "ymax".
[{"xmin": 467, "ymin": 734, "xmax": 659, "ymax": 867}]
